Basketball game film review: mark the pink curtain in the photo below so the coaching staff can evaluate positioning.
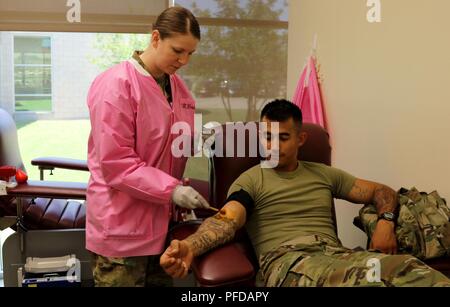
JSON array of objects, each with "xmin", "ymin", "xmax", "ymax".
[{"xmin": 292, "ymin": 56, "xmax": 328, "ymax": 130}]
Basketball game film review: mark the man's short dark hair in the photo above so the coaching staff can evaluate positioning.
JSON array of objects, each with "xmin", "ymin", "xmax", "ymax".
[{"xmin": 260, "ymin": 99, "xmax": 303, "ymax": 131}]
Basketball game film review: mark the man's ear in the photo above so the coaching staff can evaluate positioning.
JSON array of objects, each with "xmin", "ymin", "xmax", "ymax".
[
  {"xmin": 298, "ymin": 131, "xmax": 308, "ymax": 147},
  {"xmin": 151, "ymin": 30, "xmax": 161, "ymax": 49}
]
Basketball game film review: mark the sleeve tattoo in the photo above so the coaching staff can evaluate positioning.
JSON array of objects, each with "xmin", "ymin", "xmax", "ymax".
[
  {"xmin": 373, "ymin": 185, "xmax": 398, "ymax": 215},
  {"xmin": 351, "ymin": 183, "xmax": 371, "ymax": 201},
  {"xmin": 185, "ymin": 214, "xmax": 239, "ymax": 257},
  {"xmin": 348, "ymin": 180, "xmax": 398, "ymax": 214}
]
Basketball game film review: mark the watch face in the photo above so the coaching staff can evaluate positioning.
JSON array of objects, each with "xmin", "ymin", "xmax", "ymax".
[{"xmin": 382, "ymin": 212, "xmax": 395, "ymax": 221}]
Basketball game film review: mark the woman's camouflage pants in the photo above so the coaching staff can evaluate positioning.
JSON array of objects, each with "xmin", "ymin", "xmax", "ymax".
[{"xmin": 91, "ymin": 253, "xmax": 172, "ymax": 287}]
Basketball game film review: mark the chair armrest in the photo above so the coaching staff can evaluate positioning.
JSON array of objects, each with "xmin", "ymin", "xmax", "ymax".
[
  {"xmin": 31, "ymin": 157, "xmax": 89, "ymax": 172},
  {"xmin": 169, "ymin": 221, "xmax": 256, "ymax": 287},
  {"xmin": 7, "ymin": 180, "xmax": 87, "ymax": 200},
  {"xmin": 192, "ymin": 242, "xmax": 255, "ymax": 287}
]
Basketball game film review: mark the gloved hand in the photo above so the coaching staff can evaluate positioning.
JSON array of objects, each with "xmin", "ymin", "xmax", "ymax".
[{"xmin": 171, "ymin": 185, "xmax": 211, "ymax": 210}]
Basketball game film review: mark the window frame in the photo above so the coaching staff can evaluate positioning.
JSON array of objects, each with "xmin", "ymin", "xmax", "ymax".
[{"xmin": 0, "ymin": 0, "xmax": 169, "ymax": 34}]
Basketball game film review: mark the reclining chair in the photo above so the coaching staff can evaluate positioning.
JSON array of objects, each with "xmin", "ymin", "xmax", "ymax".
[
  {"xmin": 0, "ymin": 108, "xmax": 87, "ymax": 231},
  {"xmin": 170, "ymin": 122, "xmax": 334, "ymax": 286},
  {"xmin": 171, "ymin": 122, "xmax": 450, "ymax": 286},
  {"xmin": 0, "ymin": 108, "xmax": 90, "ymax": 286}
]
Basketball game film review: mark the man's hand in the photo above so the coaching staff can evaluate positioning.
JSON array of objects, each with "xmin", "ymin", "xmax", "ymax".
[
  {"xmin": 160, "ymin": 240, "xmax": 194, "ymax": 279},
  {"xmin": 370, "ymin": 220, "xmax": 397, "ymax": 254}
]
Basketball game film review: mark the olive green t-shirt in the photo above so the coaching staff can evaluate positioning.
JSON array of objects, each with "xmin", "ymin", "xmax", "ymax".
[{"xmin": 227, "ymin": 161, "xmax": 356, "ymax": 260}]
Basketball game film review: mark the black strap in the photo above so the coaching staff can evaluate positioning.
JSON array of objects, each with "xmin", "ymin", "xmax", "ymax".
[{"xmin": 226, "ymin": 189, "xmax": 254, "ymax": 221}]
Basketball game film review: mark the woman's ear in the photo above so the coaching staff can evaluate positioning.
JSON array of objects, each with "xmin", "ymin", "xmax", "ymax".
[
  {"xmin": 151, "ymin": 30, "xmax": 161, "ymax": 49},
  {"xmin": 298, "ymin": 131, "xmax": 308, "ymax": 147}
]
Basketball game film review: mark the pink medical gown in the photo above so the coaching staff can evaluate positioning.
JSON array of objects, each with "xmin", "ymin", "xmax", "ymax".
[
  {"xmin": 292, "ymin": 56, "xmax": 327, "ymax": 130},
  {"xmin": 86, "ymin": 59, "xmax": 195, "ymax": 257}
]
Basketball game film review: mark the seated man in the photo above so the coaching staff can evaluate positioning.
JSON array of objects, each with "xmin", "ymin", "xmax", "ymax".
[{"xmin": 160, "ymin": 99, "xmax": 450, "ymax": 287}]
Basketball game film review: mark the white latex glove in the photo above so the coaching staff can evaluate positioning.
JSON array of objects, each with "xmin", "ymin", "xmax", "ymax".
[{"xmin": 172, "ymin": 185, "xmax": 211, "ymax": 210}]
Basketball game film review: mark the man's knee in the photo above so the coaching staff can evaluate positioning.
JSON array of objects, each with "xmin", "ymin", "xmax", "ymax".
[{"xmin": 380, "ymin": 254, "xmax": 450, "ymax": 286}]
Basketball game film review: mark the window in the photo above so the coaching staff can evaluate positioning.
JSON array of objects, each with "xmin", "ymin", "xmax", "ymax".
[
  {"xmin": 175, "ymin": 0, "xmax": 288, "ymax": 124},
  {"xmin": 175, "ymin": 0, "xmax": 289, "ymax": 180},
  {"xmin": 0, "ymin": 0, "xmax": 167, "ymax": 33},
  {"xmin": 0, "ymin": 1, "xmax": 289, "ymax": 182},
  {"xmin": 14, "ymin": 36, "xmax": 52, "ymax": 112},
  {"xmin": 1, "ymin": 31, "xmax": 148, "ymax": 183}
]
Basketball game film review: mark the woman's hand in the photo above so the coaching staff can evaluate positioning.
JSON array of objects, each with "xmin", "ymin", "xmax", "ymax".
[{"xmin": 172, "ymin": 185, "xmax": 211, "ymax": 209}]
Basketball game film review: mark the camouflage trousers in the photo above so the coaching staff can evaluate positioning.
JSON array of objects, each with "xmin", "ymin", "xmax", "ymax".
[
  {"xmin": 91, "ymin": 253, "xmax": 172, "ymax": 287},
  {"xmin": 259, "ymin": 235, "xmax": 450, "ymax": 287}
]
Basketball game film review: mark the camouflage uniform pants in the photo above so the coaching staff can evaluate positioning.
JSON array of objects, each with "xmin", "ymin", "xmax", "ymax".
[
  {"xmin": 91, "ymin": 253, "xmax": 172, "ymax": 287},
  {"xmin": 260, "ymin": 235, "xmax": 450, "ymax": 287}
]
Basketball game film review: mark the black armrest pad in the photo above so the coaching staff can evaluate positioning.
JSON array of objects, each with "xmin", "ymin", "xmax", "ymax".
[
  {"xmin": 7, "ymin": 180, "xmax": 86, "ymax": 200},
  {"xmin": 31, "ymin": 157, "xmax": 89, "ymax": 172}
]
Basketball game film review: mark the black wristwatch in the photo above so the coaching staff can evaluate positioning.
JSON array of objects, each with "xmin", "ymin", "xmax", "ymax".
[{"xmin": 378, "ymin": 212, "xmax": 396, "ymax": 222}]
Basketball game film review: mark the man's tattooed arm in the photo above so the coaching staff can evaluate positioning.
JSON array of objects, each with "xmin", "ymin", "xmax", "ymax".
[
  {"xmin": 185, "ymin": 201, "xmax": 247, "ymax": 257},
  {"xmin": 185, "ymin": 214, "xmax": 238, "ymax": 257},
  {"xmin": 346, "ymin": 179, "xmax": 399, "ymax": 254},
  {"xmin": 159, "ymin": 201, "xmax": 247, "ymax": 278},
  {"xmin": 347, "ymin": 179, "xmax": 398, "ymax": 214},
  {"xmin": 372, "ymin": 184, "xmax": 397, "ymax": 215}
]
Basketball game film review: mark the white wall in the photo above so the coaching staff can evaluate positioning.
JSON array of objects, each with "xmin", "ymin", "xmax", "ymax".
[{"xmin": 288, "ymin": 0, "xmax": 450, "ymax": 248}]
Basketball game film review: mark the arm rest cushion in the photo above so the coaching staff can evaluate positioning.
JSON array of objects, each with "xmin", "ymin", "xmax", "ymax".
[
  {"xmin": 170, "ymin": 221, "xmax": 255, "ymax": 287},
  {"xmin": 7, "ymin": 181, "xmax": 86, "ymax": 200},
  {"xmin": 31, "ymin": 157, "xmax": 89, "ymax": 172}
]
